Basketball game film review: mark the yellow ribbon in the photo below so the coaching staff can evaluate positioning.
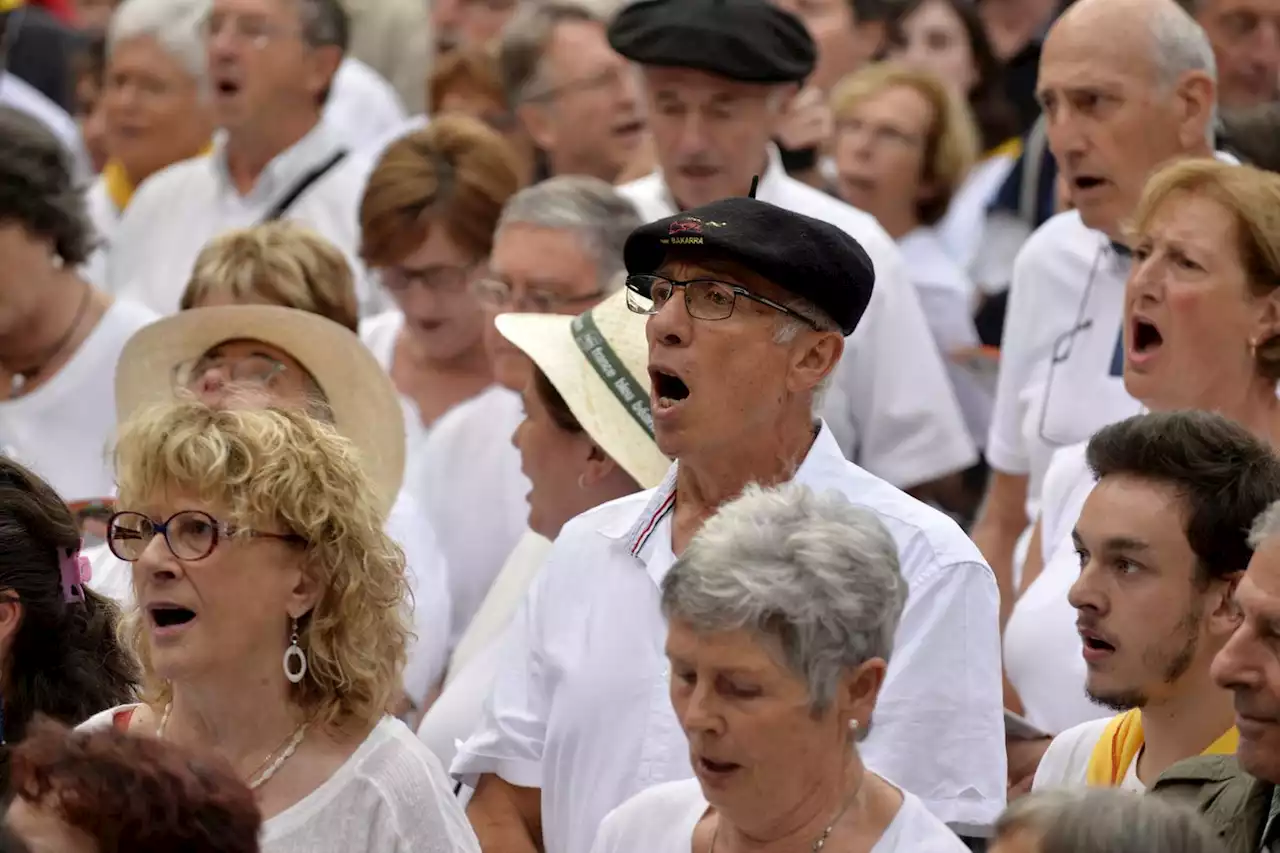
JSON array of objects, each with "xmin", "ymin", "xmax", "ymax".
[
  {"xmin": 101, "ymin": 141, "xmax": 215, "ymax": 213},
  {"xmin": 985, "ymin": 136, "xmax": 1023, "ymax": 162},
  {"xmin": 1085, "ymin": 708, "xmax": 1239, "ymax": 786}
]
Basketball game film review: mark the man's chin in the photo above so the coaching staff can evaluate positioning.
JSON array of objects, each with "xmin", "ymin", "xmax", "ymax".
[{"xmin": 1086, "ymin": 683, "xmax": 1147, "ymax": 713}]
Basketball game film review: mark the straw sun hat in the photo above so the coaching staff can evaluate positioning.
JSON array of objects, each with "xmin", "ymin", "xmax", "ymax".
[
  {"xmin": 114, "ymin": 305, "xmax": 406, "ymax": 517},
  {"xmin": 495, "ymin": 288, "xmax": 671, "ymax": 490}
]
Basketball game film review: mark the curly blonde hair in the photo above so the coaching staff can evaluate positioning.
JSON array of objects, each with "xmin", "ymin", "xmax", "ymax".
[{"xmin": 114, "ymin": 401, "xmax": 409, "ymax": 731}]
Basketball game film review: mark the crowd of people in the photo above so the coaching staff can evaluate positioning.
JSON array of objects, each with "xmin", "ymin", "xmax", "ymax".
[{"xmin": 0, "ymin": 0, "xmax": 1278, "ymax": 850}]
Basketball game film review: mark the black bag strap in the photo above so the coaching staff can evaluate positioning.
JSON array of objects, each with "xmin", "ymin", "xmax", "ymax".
[{"xmin": 262, "ymin": 148, "xmax": 348, "ymax": 222}]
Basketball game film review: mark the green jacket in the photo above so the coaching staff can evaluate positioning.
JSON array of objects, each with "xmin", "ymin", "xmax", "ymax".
[{"xmin": 1151, "ymin": 755, "xmax": 1273, "ymax": 853}]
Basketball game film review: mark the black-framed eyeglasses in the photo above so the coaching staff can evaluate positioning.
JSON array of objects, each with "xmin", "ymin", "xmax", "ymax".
[
  {"xmin": 106, "ymin": 510, "xmax": 306, "ymax": 563},
  {"xmin": 470, "ymin": 277, "xmax": 604, "ymax": 313},
  {"xmin": 625, "ymin": 274, "xmax": 818, "ymax": 328},
  {"xmin": 172, "ymin": 354, "xmax": 289, "ymax": 391}
]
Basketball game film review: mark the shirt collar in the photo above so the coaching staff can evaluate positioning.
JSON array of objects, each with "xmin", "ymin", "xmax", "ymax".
[
  {"xmin": 209, "ymin": 118, "xmax": 343, "ymax": 202},
  {"xmin": 1262, "ymin": 786, "xmax": 1280, "ymax": 848},
  {"xmin": 603, "ymin": 421, "xmax": 845, "ymax": 555}
]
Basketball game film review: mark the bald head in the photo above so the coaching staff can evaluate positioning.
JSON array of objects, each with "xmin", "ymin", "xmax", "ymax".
[
  {"xmin": 1046, "ymin": 0, "xmax": 1217, "ymax": 90},
  {"xmin": 1037, "ymin": 0, "xmax": 1217, "ymax": 238}
]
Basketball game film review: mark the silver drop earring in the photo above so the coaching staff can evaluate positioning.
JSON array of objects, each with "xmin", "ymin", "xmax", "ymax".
[{"xmin": 283, "ymin": 618, "xmax": 308, "ymax": 684}]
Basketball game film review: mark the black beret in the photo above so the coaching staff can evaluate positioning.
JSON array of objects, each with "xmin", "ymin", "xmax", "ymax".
[
  {"xmin": 607, "ymin": 0, "xmax": 816, "ymax": 85},
  {"xmin": 623, "ymin": 195, "xmax": 876, "ymax": 336}
]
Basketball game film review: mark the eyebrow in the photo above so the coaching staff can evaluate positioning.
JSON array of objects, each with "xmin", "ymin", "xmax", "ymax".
[{"xmin": 1072, "ymin": 530, "xmax": 1150, "ymax": 553}]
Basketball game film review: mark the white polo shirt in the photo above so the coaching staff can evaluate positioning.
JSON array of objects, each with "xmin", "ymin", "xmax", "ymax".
[
  {"xmin": 103, "ymin": 119, "xmax": 375, "ymax": 317},
  {"xmin": 617, "ymin": 148, "xmax": 977, "ymax": 491},
  {"xmin": 451, "ymin": 423, "xmax": 1005, "ymax": 853},
  {"xmin": 986, "ymin": 210, "xmax": 1142, "ymax": 522}
]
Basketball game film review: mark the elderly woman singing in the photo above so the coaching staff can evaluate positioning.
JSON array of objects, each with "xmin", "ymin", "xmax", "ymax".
[
  {"xmin": 84, "ymin": 402, "xmax": 479, "ymax": 853},
  {"xmin": 592, "ymin": 483, "xmax": 968, "ymax": 853}
]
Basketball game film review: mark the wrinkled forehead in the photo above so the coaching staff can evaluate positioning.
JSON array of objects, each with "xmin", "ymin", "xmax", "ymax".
[
  {"xmin": 1038, "ymin": 18, "xmax": 1163, "ymax": 97},
  {"xmin": 654, "ymin": 253, "xmax": 795, "ymax": 304}
]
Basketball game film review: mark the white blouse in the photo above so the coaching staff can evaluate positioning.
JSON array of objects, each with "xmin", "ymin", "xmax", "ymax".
[
  {"xmin": 590, "ymin": 778, "xmax": 969, "ymax": 853},
  {"xmin": 80, "ymin": 710, "xmax": 479, "ymax": 853}
]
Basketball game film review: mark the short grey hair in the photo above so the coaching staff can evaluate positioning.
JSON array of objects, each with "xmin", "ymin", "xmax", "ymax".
[
  {"xmin": 295, "ymin": 0, "xmax": 349, "ymax": 50},
  {"xmin": 498, "ymin": 0, "xmax": 601, "ymax": 106},
  {"xmin": 996, "ymin": 790, "xmax": 1221, "ymax": 853},
  {"xmin": 1248, "ymin": 499, "xmax": 1280, "ymax": 550},
  {"xmin": 107, "ymin": 0, "xmax": 212, "ymax": 86},
  {"xmin": 1146, "ymin": 0, "xmax": 1219, "ymax": 137},
  {"xmin": 661, "ymin": 483, "xmax": 907, "ymax": 715},
  {"xmin": 496, "ymin": 175, "xmax": 641, "ymax": 290}
]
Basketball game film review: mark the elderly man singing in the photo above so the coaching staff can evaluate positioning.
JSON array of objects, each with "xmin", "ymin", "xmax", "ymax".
[{"xmin": 454, "ymin": 192, "xmax": 1005, "ymax": 853}]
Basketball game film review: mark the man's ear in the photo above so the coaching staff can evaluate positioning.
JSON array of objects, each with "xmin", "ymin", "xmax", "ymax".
[{"xmin": 787, "ymin": 330, "xmax": 845, "ymax": 396}]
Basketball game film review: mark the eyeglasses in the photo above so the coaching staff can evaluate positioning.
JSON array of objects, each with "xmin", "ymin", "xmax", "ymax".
[
  {"xmin": 173, "ymin": 354, "xmax": 288, "ymax": 391},
  {"xmin": 470, "ymin": 277, "xmax": 605, "ymax": 313},
  {"xmin": 379, "ymin": 264, "xmax": 473, "ymax": 296},
  {"xmin": 202, "ymin": 13, "xmax": 296, "ymax": 49},
  {"xmin": 625, "ymin": 274, "xmax": 818, "ymax": 328},
  {"xmin": 106, "ymin": 510, "xmax": 305, "ymax": 563}
]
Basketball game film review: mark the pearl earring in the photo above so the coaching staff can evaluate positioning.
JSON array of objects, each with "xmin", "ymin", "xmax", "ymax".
[
  {"xmin": 848, "ymin": 719, "xmax": 859, "ymax": 735},
  {"xmin": 283, "ymin": 618, "xmax": 308, "ymax": 684}
]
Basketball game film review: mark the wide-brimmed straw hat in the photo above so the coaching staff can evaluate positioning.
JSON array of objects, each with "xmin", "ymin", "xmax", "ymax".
[
  {"xmin": 114, "ymin": 305, "xmax": 405, "ymax": 517},
  {"xmin": 495, "ymin": 288, "xmax": 671, "ymax": 490}
]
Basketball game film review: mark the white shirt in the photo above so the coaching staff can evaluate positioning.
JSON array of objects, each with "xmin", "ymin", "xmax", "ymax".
[
  {"xmin": 0, "ymin": 71, "xmax": 90, "ymax": 184},
  {"xmin": 418, "ymin": 531, "xmax": 553, "ymax": 770},
  {"xmin": 617, "ymin": 147, "xmax": 977, "ymax": 490},
  {"xmin": 937, "ymin": 153, "xmax": 1018, "ymax": 277},
  {"xmin": 358, "ymin": 311, "xmax": 428, "ymax": 460},
  {"xmin": 80, "ymin": 710, "xmax": 481, "ymax": 853},
  {"xmin": 85, "ymin": 488, "xmax": 452, "ymax": 707},
  {"xmin": 408, "ymin": 385, "xmax": 531, "ymax": 649},
  {"xmin": 1033, "ymin": 716, "xmax": 1143, "ymax": 792},
  {"xmin": 103, "ymin": 119, "xmax": 375, "ymax": 316},
  {"xmin": 591, "ymin": 778, "xmax": 969, "ymax": 853},
  {"xmin": 1003, "ymin": 442, "xmax": 1111, "ymax": 734},
  {"xmin": 986, "ymin": 210, "xmax": 1142, "ymax": 522},
  {"xmin": 325, "ymin": 58, "xmax": 408, "ymax": 153},
  {"xmin": 0, "ymin": 299, "xmax": 157, "ymax": 504},
  {"xmin": 451, "ymin": 424, "xmax": 1006, "ymax": 853},
  {"xmin": 898, "ymin": 227, "xmax": 990, "ymax": 448}
]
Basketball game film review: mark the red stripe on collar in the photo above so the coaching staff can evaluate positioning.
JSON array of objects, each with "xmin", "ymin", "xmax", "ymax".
[{"xmin": 630, "ymin": 491, "xmax": 676, "ymax": 557}]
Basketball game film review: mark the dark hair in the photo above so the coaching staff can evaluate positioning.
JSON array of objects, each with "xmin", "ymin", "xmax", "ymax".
[
  {"xmin": 849, "ymin": 0, "xmax": 897, "ymax": 23},
  {"xmin": 0, "ymin": 824, "xmax": 28, "ymax": 853},
  {"xmin": 0, "ymin": 457, "xmax": 140, "ymax": 791},
  {"xmin": 10, "ymin": 718, "xmax": 261, "ymax": 853},
  {"xmin": 0, "ymin": 107, "xmax": 94, "ymax": 266},
  {"xmin": 885, "ymin": 0, "xmax": 1020, "ymax": 152},
  {"xmin": 1086, "ymin": 411, "xmax": 1280, "ymax": 585},
  {"xmin": 1220, "ymin": 103, "xmax": 1280, "ymax": 174},
  {"xmin": 298, "ymin": 0, "xmax": 349, "ymax": 51},
  {"xmin": 533, "ymin": 367, "xmax": 583, "ymax": 435}
]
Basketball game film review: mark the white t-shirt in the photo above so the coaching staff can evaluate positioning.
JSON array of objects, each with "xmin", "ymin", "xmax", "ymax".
[
  {"xmin": 407, "ymin": 385, "xmax": 531, "ymax": 649},
  {"xmin": 0, "ymin": 72, "xmax": 90, "ymax": 184},
  {"xmin": 936, "ymin": 151, "xmax": 1018, "ymax": 277},
  {"xmin": 590, "ymin": 778, "xmax": 970, "ymax": 853},
  {"xmin": 987, "ymin": 211, "xmax": 1142, "ymax": 523},
  {"xmin": 418, "ymin": 530, "xmax": 553, "ymax": 770},
  {"xmin": 0, "ymin": 299, "xmax": 157, "ymax": 504},
  {"xmin": 1033, "ymin": 716, "xmax": 1143, "ymax": 792},
  {"xmin": 104, "ymin": 119, "xmax": 378, "ymax": 317},
  {"xmin": 85, "ymin": 488, "xmax": 452, "ymax": 706},
  {"xmin": 898, "ymin": 226, "xmax": 990, "ymax": 448},
  {"xmin": 1003, "ymin": 442, "xmax": 1111, "ymax": 734},
  {"xmin": 619, "ymin": 147, "xmax": 977, "ymax": 490},
  {"xmin": 358, "ymin": 311, "xmax": 427, "ymax": 460},
  {"xmin": 79, "ymin": 710, "xmax": 480, "ymax": 853},
  {"xmin": 325, "ymin": 58, "xmax": 408, "ymax": 153}
]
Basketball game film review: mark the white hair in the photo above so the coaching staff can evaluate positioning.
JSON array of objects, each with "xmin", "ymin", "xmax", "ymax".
[
  {"xmin": 660, "ymin": 482, "xmax": 907, "ymax": 717},
  {"xmin": 496, "ymin": 175, "xmax": 642, "ymax": 290},
  {"xmin": 1146, "ymin": 0, "xmax": 1219, "ymax": 140},
  {"xmin": 1249, "ymin": 500, "xmax": 1280, "ymax": 550},
  {"xmin": 107, "ymin": 0, "xmax": 212, "ymax": 89}
]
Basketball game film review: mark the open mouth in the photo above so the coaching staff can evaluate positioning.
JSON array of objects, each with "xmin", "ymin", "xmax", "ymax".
[
  {"xmin": 149, "ymin": 605, "xmax": 197, "ymax": 629},
  {"xmin": 651, "ymin": 369, "xmax": 691, "ymax": 407},
  {"xmin": 697, "ymin": 756, "xmax": 741, "ymax": 775},
  {"xmin": 1131, "ymin": 317, "xmax": 1164, "ymax": 354},
  {"xmin": 613, "ymin": 119, "xmax": 644, "ymax": 137},
  {"xmin": 214, "ymin": 79, "xmax": 241, "ymax": 98},
  {"xmin": 1079, "ymin": 626, "xmax": 1117, "ymax": 655},
  {"xmin": 1073, "ymin": 176, "xmax": 1108, "ymax": 192}
]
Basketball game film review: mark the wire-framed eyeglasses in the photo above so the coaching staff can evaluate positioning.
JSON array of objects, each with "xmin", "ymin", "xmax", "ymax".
[
  {"xmin": 624, "ymin": 274, "xmax": 817, "ymax": 328},
  {"xmin": 106, "ymin": 510, "xmax": 305, "ymax": 563}
]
